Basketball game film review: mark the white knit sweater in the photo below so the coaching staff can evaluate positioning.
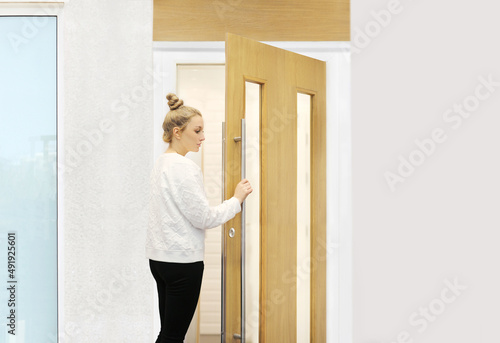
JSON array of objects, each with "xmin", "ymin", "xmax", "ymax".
[{"xmin": 146, "ymin": 153, "xmax": 241, "ymax": 263}]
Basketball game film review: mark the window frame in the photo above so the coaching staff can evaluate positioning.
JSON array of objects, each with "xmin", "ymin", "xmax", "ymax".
[{"xmin": 0, "ymin": 3, "xmax": 64, "ymax": 341}]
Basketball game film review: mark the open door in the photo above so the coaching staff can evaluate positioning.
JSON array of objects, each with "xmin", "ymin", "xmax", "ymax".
[{"xmin": 222, "ymin": 33, "xmax": 327, "ymax": 343}]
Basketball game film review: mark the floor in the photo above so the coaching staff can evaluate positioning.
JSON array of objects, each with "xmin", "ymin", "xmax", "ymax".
[{"xmin": 199, "ymin": 335, "xmax": 220, "ymax": 343}]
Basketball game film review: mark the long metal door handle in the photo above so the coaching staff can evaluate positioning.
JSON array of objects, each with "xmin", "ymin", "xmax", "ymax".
[{"xmin": 224, "ymin": 119, "xmax": 246, "ymax": 343}]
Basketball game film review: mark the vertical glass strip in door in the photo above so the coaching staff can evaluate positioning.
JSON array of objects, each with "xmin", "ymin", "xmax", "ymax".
[
  {"xmin": 244, "ymin": 81, "xmax": 260, "ymax": 343},
  {"xmin": 297, "ymin": 92, "xmax": 312, "ymax": 342},
  {"xmin": 0, "ymin": 16, "xmax": 58, "ymax": 341}
]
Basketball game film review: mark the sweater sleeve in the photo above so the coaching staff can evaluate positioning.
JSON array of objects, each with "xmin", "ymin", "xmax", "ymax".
[{"xmin": 168, "ymin": 162, "xmax": 241, "ymax": 230}]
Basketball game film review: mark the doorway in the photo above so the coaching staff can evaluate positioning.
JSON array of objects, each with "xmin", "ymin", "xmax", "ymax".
[{"xmin": 152, "ymin": 37, "xmax": 351, "ymax": 343}]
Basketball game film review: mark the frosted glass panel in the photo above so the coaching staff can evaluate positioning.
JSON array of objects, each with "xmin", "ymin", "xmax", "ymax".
[
  {"xmin": 244, "ymin": 81, "xmax": 260, "ymax": 343},
  {"xmin": 0, "ymin": 16, "xmax": 57, "ymax": 341},
  {"xmin": 297, "ymin": 93, "xmax": 311, "ymax": 342}
]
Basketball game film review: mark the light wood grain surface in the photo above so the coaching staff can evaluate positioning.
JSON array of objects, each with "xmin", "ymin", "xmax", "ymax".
[{"xmin": 154, "ymin": 0, "xmax": 349, "ymax": 41}]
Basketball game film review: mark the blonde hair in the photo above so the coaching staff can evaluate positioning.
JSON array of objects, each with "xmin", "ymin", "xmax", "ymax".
[{"xmin": 162, "ymin": 93, "xmax": 202, "ymax": 143}]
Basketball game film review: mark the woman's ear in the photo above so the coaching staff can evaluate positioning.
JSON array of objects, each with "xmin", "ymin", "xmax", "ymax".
[{"xmin": 173, "ymin": 127, "xmax": 181, "ymax": 140}]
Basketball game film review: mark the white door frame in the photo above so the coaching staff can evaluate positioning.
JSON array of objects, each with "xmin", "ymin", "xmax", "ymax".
[{"xmin": 152, "ymin": 41, "xmax": 352, "ymax": 343}]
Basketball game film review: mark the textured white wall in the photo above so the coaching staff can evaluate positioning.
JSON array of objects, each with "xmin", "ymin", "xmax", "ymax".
[{"xmin": 62, "ymin": 1, "xmax": 154, "ymax": 341}]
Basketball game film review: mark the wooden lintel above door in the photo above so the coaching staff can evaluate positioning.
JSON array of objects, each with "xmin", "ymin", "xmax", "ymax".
[{"xmin": 153, "ymin": 0, "xmax": 350, "ymax": 41}]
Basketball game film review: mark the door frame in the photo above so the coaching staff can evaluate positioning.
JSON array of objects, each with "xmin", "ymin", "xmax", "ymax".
[{"xmin": 152, "ymin": 41, "xmax": 352, "ymax": 343}]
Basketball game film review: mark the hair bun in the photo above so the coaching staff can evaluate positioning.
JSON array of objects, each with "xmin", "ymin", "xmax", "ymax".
[{"xmin": 166, "ymin": 93, "xmax": 184, "ymax": 110}]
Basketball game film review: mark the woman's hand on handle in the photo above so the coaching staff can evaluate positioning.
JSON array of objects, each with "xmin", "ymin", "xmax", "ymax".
[{"xmin": 234, "ymin": 179, "xmax": 253, "ymax": 204}]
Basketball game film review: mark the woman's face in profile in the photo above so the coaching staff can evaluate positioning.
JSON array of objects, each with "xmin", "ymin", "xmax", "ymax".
[{"xmin": 180, "ymin": 115, "xmax": 205, "ymax": 153}]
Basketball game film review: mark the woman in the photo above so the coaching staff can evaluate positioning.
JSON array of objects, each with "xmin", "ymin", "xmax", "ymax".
[{"xmin": 146, "ymin": 93, "xmax": 252, "ymax": 343}]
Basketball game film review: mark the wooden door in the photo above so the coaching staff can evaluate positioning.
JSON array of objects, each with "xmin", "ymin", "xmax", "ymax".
[{"xmin": 223, "ymin": 33, "xmax": 327, "ymax": 343}]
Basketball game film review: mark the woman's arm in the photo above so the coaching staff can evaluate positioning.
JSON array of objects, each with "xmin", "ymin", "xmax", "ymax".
[{"xmin": 171, "ymin": 164, "xmax": 242, "ymax": 230}]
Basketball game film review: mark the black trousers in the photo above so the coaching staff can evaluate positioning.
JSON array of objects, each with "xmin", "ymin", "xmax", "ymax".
[{"xmin": 149, "ymin": 259, "xmax": 204, "ymax": 343}]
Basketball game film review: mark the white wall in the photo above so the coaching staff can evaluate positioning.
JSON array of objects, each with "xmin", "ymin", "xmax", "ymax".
[
  {"xmin": 62, "ymin": 0, "xmax": 154, "ymax": 341},
  {"xmin": 352, "ymin": 0, "xmax": 500, "ymax": 342}
]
